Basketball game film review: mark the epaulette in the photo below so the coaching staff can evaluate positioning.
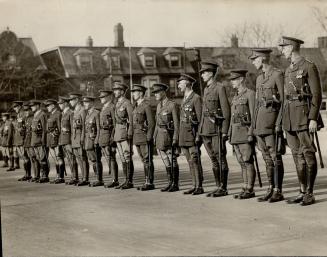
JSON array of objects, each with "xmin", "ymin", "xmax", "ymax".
[{"xmin": 305, "ymin": 58, "xmax": 313, "ymax": 64}]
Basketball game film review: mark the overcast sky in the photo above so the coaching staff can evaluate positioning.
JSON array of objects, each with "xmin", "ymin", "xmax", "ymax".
[{"xmin": 0, "ymin": 0, "xmax": 326, "ymax": 52}]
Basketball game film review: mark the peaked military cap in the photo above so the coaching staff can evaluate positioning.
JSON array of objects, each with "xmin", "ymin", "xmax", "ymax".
[
  {"xmin": 278, "ymin": 36, "xmax": 304, "ymax": 47},
  {"xmin": 82, "ymin": 96, "xmax": 96, "ymax": 102},
  {"xmin": 12, "ymin": 101, "xmax": 23, "ymax": 108},
  {"xmin": 44, "ymin": 99, "xmax": 57, "ymax": 106},
  {"xmin": 200, "ymin": 61, "xmax": 219, "ymax": 73},
  {"xmin": 131, "ymin": 84, "xmax": 147, "ymax": 92},
  {"xmin": 112, "ymin": 82, "xmax": 128, "ymax": 91},
  {"xmin": 29, "ymin": 100, "xmax": 42, "ymax": 106},
  {"xmin": 58, "ymin": 96, "xmax": 70, "ymax": 104},
  {"xmin": 1, "ymin": 112, "xmax": 10, "ymax": 117},
  {"xmin": 152, "ymin": 83, "xmax": 169, "ymax": 94},
  {"xmin": 22, "ymin": 101, "xmax": 31, "ymax": 110},
  {"xmin": 249, "ymin": 48, "xmax": 273, "ymax": 59},
  {"xmin": 229, "ymin": 69, "xmax": 248, "ymax": 80},
  {"xmin": 68, "ymin": 92, "xmax": 82, "ymax": 100},
  {"xmin": 98, "ymin": 89, "xmax": 113, "ymax": 98},
  {"xmin": 177, "ymin": 74, "xmax": 196, "ymax": 83}
]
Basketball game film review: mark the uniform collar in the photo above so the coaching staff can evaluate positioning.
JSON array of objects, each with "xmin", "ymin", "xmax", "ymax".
[
  {"xmin": 63, "ymin": 106, "xmax": 70, "ymax": 114},
  {"xmin": 237, "ymin": 86, "xmax": 247, "ymax": 97},
  {"xmin": 184, "ymin": 89, "xmax": 193, "ymax": 101},
  {"xmin": 160, "ymin": 97, "xmax": 168, "ymax": 107},
  {"xmin": 136, "ymin": 98, "xmax": 145, "ymax": 106}
]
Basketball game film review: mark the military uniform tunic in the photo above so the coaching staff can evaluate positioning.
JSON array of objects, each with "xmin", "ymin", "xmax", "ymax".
[
  {"xmin": 59, "ymin": 107, "xmax": 73, "ymax": 146},
  {"xmin": 30, "ymin": 109, "xmax": 47, "ymax": 147},
  {"xmin": 84, "ymin": 107, "xmax": 100, "ymax": 151},
  {"xmin": 46, "ymin": 108, "xmax": 61, "ymax": 148},
  {"xmin": 2, "ymin": 120, "xmax": 14, "ymax": 147},
  {"xmin": 99, "ymin": 101, "xmax": 115, "ymax": 147},
  {"xmin": 113, "ymin": 97, "xmax": 133, "ymax": 142},
  {"xmin": 13, "ymin": 110, "xmax": 26, "ymax": 147},
  {"xmin": 71, "ymin": 104, "xmax": 86, "ymax": 148}
]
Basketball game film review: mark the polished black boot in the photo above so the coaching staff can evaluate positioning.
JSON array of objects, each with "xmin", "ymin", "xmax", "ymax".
[
  {"xmin": 104, "ymin": 159, "xmax": 119, "ymax": 188},
  {"xmin": 302, "ymin": 160, "xmax": 317, "ymax": 206},
  {"xmin": 2, "ymin": 156, "xmax": 9, "ymax": 167},
  {"xmin": 206, "ymin": 167, "xmax": 221, "ymax": 197},
  {"xmin": 121, "ymin": 162, "xmax": 134, "ymax": 189},
  {"xmin": 115, "ymin": 162, "xmax": 127, "ymax": 189},
  {"xmin": 18, "ymin": 161, "xmax": 32, "ymax": 181},
  {"xmin": 54, "ymin": 164, "xmax": 66, "ymax": 184},
  {"xmin": 161, "ymin": 166, "xmax": 173, "ymax": 192},
  {"xmin": 168, "ymin": 165, "xmax": 179, "ymax": 192},
  {"xmin": 90, "ymin": 162, "xmax": 104, "ymax": 187},
  {"xmin": 239, "ymin": 189, "xmax": 255, "ymax": 199},
  {"xmin": 212, "ymin": 169, "xmax": 228, "ymax": 197},
  {"xmin": 77, "ymin": 160, "xmax": 90, "ymax": 186},
  {"xmin": 192, "ymin": 160, "xmax": 204, "ymax": 195},
  {"xmin": 14, "ymin": 156, "xmax": 20, "ymax": 169},
  {"xmin": 257, "ymin": 186, "xmax": 273, "ymax": 202},
  {"xmin": 6, "ymin": 156, "xmax": 15, "ymax": 171}
]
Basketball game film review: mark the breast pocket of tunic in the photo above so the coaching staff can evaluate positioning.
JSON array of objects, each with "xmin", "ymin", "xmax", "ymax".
[{"xmin": 295, "ymin": 102, "xmax": 309, "ymax": 125}]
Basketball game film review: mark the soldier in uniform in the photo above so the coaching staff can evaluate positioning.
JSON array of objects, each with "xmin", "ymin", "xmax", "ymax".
[
  {"xmin": 198, "ymin": 61, "xmax": 231, "ymax": 197},
  {"xmin": 98, "ymin": 90, "xmax": 119, "ymax": 188},
  {"xmin": 58, "ymin": 96, "xmax": 78, "ymax": 185},
  {"xmin": 44, "ymin": 99, "xmax": 65, "ymax": 184},
  {"xmin": 279, "ymin": 36, "xmax": 323, "ymax": 205},
  {"xmin": 1, "ymin": 112, "xmax": 14, "ymax": 172},
  {"xmin": 177, "ymin": 74, "xmax": 204, "ymax": 195},
  {"xmin": 228, "ymin": 69, "xmax": 257, "ymax": 199},
  {"xmin": 113, "ymin": 82, "xmax": 134, "ymax": 190},
  {"xmin": 12, "ymin": 101, "xmax": 25, "ymax": 170},
  {"xmin": 82, "ymin": 96, "xmax": 103, "ymax": 187},
  {"xmin": 69, "ymin": 92, "xmax": 90, "ymax": 186},
  {"xmin": 30, "ymin": 100, "xmax": 49, "ymax": 183},
  {"xmin": 250, "ymin": 48, "xmax": 285, "ymax": 202},
  {"xmin": 0, "ymin": 116, "xmax": 9, "ymax": 168},
  {"xmin": 153, "ymin": 83, "xmax": 180, "ymax": 192},
  {"xmin": 131, "ymin": 84, "xmax": 155, "ymax": 191},
  {"xmin": 18, "ymin": 102, "xmax": 33, "ymax": 181}
]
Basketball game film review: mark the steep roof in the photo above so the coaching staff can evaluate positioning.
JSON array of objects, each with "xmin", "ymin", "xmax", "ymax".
[{"xmin": 42, "ymin": 46, "xmax": 196, "ymax": 78}]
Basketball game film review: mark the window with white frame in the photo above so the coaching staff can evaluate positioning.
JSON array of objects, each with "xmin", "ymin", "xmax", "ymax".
[
  {"xmin": 169, "ymin": 54, "xmax": 181, "ymax": 68},
  {"xmin": 144, "ymin": 54, "xmax": 155, "ymax": 68}
]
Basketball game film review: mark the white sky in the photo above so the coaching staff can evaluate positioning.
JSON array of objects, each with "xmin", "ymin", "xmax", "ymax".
[{"xmin": 0, "ymin": 0, "xmax": 326, "ymax": 52}]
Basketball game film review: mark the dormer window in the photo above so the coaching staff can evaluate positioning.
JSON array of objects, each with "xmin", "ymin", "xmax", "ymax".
[
  {"xmin": 163, "ymin": 47, "xmax": 182, "ymax": 68},
  {"xmin": 144, "ymin": 54, "xmax": 155, "ymax": 68},
  {"xmin": 137, "ymin": 48, "xmax": 156, "ymax": 68},
  {"xmin": 74, "ymin": 48, "xmax": 93, "ymax": 73},
  {"xmin": 102, "ymin": 48, "xmax": 121, "ymax": 70}
]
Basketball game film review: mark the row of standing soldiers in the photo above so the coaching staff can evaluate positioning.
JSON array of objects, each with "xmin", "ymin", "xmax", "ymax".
[{"xmin": 0, "ymin": 36, "xmax": 323, "ymax": 206}]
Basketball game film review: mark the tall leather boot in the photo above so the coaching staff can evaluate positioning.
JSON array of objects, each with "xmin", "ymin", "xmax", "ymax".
[
  {"xmin": 302, "ymin": 154, "xmax": 317, "ymax": 206},
  {"xmin": 14, "ymin": 157, "xmax": 20, "ymax": 169},
  {"xmin": 50, "ymin": 164, "xmax": 60, "ymax": 184},
  {"xmin": 121, "ymin": 161, "xmax": 134, "ymax": 189},
  {"xmin": 206, "ymin": 167, "xmax": 221, "ymax": 197},
  {"xmin": 240, "ymin": 162, "xmax": 256, "ymax": 199},
  {"xmin": 288, "ymin": 154, "xmax": 307, "ymax": 204},
  {"xmin": 212, "ymin": 168, "xmax": 228, "ymax": 197},
  {"xmin": 161, "ymin": 166, "xmax": 173, "ymax": 192},
  {"xmin": 30, "ymin": 160, "xmax": 40, "ymax": 182},
  {"xmin": 140, "ymin": 164, "xmax": 155, "ymax": 191},
  {"xmin": 192, "ymin": 160, "xmax": 204, "ymax": 195},
  {"xmin": 77, "ymin": 159, "xmax": 90, "ymax": 186},
  {"xmin": 6, "ymin": 156, "xmax": 15, "ymax": 171},
  {"xmin": 66, "ymin": 160, "xmax": 78, "ymax": 185},
  {"xmin": 39, "ymin": 163, "xmax": 50, "ymax": 183},
  {"xmin": 168, "ymin": 165, "xmax": 179, "ymax": 192},
  {"xmin": 2, "ymin": 156, "xmax": 9, "ymax": 168},
  {"xmin": 90, "ymin": 162, "xmax": 104, "ymax": 187},
  {"xmin": 105, "ymin": 159, "xmax": 119, "ymax": 188},
  {"xmin": 18, "ymin": 161, "xmax": 32, "ymax": 181},
  {"xmin": 270, "ymin": 156, "xmax": 285, "ymax": 203},
  {"xmin": 115, "ymin": 162, "xmax": 127, "ymax": 189},
  {"xmin": 258, "ymin": 164, "xmax": 274, "ymax": 202},
  {"xmin": 184, "ymin": 161, "xmax": 196, "ymax": 194},
  {"xmin": 54, "ymin": 164, "xmax": 65, "ymax": 184}
]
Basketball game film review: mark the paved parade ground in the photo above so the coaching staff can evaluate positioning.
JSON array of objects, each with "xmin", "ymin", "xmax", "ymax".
[{"xmin": 1, "ymin": 139, "xmax": 327, "ymax": 256}]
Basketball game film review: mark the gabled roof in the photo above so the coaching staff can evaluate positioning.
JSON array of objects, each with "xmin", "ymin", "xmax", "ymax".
[
  {"xmin": 73, "ymin": 48, "xmax": 93, "ymax": 56},
  {"xmin": 101, "ymin": 47, "xmax": 120, "ymax": 56},
  {"xmin": 137, "ymin": 47, "xmax": 156, "ymax": 55},
  {"xmin": 163, "ymin": 47, "xmax": 182, "ymax": 55}
]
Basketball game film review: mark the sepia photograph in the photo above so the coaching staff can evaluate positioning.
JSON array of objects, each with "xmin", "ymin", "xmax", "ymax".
[{"xmin": 0, "ymin": 0, "xmax": 327, "ymax": 256}]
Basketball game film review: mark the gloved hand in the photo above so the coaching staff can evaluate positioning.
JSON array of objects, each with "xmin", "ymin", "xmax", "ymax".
[
  {"xmin": 195, "ymin": 135, "xmax": 202, "ymax": 145},
  {"xmin": 172, "ymin": 139, "xmax": 178, "ymax": 147},
  {"xmin": 222, "ymin": 133, "xmax": 228, "ymax": 142},
  {"xmin": 247, "ymin": 135, "xmax": 254, "ymax": 143},
  {"xmin": 275, "ymin": 125, "xmax": 282, "ymax": 133}
]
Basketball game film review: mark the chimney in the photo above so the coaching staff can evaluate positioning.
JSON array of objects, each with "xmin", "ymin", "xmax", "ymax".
[
  {"xmin": 318, "ymin": 36, "xmax": 327, "ymax": 48},
  {"xmin": 86, "ymin": 36, "xmax": 93, "ymax": 47},
  {"xmin": 114, "ymin": 23, "xmax": 124, "ymax": 47},
  {"xmin": 231, "ymin": 34, "xmax": 238, "ymax": 48}
]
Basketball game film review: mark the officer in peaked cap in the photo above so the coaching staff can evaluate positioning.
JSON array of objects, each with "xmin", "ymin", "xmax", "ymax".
[
  {"xmin": 58, "ymin": 96, "xmax": 78, "ymax": 185},
  {"xmin": 0, "ymin": 113, "xmax": 9, "ymax": 168},
  {"xmin": 250, "ymin": 48, "xmax": 286, "ymax": 203},
  {"xmin": 198, "ymin": 60, "xmax": 231, "ymax": 197},
  {"xmin": 69, "ymin": 92, "xmax": 90, "ymax": 186},
  {"xmin": 228, "ymin": 69, "xmax": 256, "ymax": 199},
  {"xmin": 44, "ymin": 99, "xmax": 66, "ymax": 184},
  {"xmin": 29, "ymin": 99, "xmax": 49, "ymax": 183},
  {"xmin": 11, "ymin": 101, "xmax": 25, "ymax": 171},
  {"xmin": 153, "ymin": 83, "xmax": 180, "ymax": 192},
  {"xmin": 131, "ymin": 84, "xmax": 155, "ymax": 191},
  {"xmin": 177, "ymin": 74, "xmax": 204, "ymax": 195},
  {"xmin": 98, "ymin": 89, "xmax": 119, "ymax": 188},
  {"xmin": 113, "ymin": 81, "xmax": 134, "ymax": 189},
  {"xmin": 279, "ymin": 36, "xmax": 322, "ymax": 206},
  {"xmin": 19, "ymin": 101, "xmax": 34, "ymax": 181},
  {"xmin": 82, "ymin": 96, "xmax": 103, "ymax": 187}
]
